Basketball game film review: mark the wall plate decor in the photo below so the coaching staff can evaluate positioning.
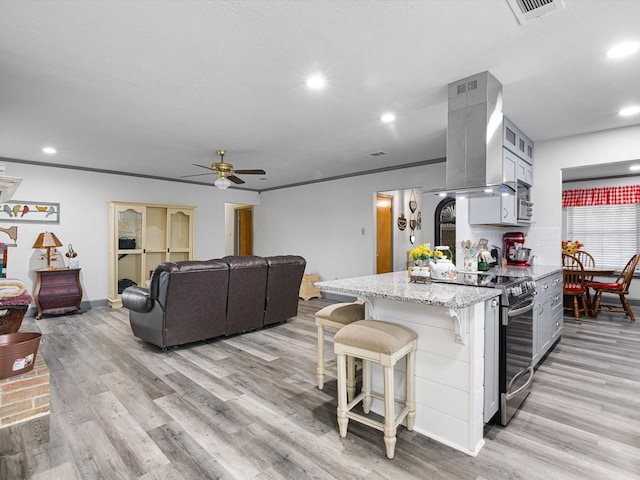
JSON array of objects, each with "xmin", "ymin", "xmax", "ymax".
[
  {"xmin": 417, "ymin": 211, "xmax": 422, "ymax": 230},
  {"xmin": 397, "ymin": 213, "xmax": 407, "ymax": 231},
  {"xmin": 0, "ymin": 201, "xmax": 60, "ymax": 224},
  {"xmin": 410, "ymin": 234, "xmax": 416, "ymax": 244},
  {"xmin": 409, "ymin": 214, "xmax": 417, "ymax": 230},
  {"xmin": 409, "ymin": 190, "xmax": 417, "ymax": 213}
]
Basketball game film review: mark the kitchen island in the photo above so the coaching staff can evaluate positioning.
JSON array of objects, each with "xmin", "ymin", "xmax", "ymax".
[{"xmin": 315, "ymin": 271, "xmax": 500, "ymax": 456}]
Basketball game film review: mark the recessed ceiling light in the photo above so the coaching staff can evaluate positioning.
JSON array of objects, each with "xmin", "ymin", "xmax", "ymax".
[
  {"xmin": 605, "ymin": 41, "xmax": 640, "ymax": 59},
  {"xmin": 629, "ymin": 165, "xmax": 640, "ymax": 171},
  {"xmin": 380, "ymin": 112, "xmax": 396, "ymax": 123},
  {"xmin": 305, "ymin": 74, "xmax": 326, "ymax": 90},
  {"xmin": 42, "ymin": 147, "xmax": 56, "ymax": 154},
  {"xmin": 619, "ymin": 105, "xmax": 640, "ymax": 116}
]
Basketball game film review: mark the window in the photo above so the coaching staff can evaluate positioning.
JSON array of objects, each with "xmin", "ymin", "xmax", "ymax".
[{"xmin": 565, "ymin": 203, "xmax": 640, "ymax": 270}]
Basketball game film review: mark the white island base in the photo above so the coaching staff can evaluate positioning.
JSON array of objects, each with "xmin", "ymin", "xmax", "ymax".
[{"xmin": 362, "ymin": 296, "xmax": 487, "ymax": 456}]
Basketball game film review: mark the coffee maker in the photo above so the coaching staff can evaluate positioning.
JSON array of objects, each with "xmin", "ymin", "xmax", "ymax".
[{"xmin": 503, "ymin": 232, "xmax": 531, "ymax": 266}]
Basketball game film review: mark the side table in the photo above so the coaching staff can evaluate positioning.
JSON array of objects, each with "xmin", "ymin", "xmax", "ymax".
[
  {"xmin": 299, "ymin": 274, "xmax": 321, "ymax": 301},
  {"xmin": 34, "ymin": 268, "xmax": 83, "ymax": 320}
]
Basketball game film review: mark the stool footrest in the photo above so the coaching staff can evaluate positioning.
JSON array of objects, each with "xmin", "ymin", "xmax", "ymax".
[
  {"xmin": 347, "ymin": 411, "xmax": 385, "ymax": 433},
  {"xmin": 369, "ymin": 390, "xmax": 411, "ymax": 407},
  {"xmin": 346, "ymin": 405, "xmax": 411, "ymax": 432}
]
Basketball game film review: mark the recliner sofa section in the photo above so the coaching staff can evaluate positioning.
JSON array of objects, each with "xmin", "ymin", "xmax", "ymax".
[{"xmin": 122, "ymin": 255, "xmax": 306, "ymax": 349}]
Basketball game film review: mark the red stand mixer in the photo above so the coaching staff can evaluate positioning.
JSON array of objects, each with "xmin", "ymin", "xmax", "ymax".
[{"xmin": 504, "ymin": 232, "xmax": 531, "ymax": 267}]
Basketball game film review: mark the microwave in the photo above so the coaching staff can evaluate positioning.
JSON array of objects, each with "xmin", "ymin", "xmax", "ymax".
[{"xmin": 517, "ymin": 199, "xmax": 533, "ymax": 221}]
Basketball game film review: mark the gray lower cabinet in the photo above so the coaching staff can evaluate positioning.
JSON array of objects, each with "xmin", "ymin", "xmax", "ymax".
[
  {"xmin": 484, "ymin": 297, "xmax": 500, "ymax": 422},
  {"xmin": 533, "ymin": 271, "xmax": 563, "ymax": 366}
]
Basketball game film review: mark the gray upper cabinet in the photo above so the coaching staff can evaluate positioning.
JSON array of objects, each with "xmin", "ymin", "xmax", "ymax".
[
  {"xmin": 516, "ymin": 157, "xmax": 533, "ymax": 186},
  {"xmin": 469, "ymin": 149, "xmax": 518, "ymax": 225},
  {"xmin": 503, "ymin": 117, "xmax": 534, "ymax": 166}
]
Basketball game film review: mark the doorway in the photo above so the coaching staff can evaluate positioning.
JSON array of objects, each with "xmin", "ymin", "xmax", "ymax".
[
  {"xmin": 376, "ymin": 193, "xmax": 393, "ymax": 273},
  {"xmin": 235, "ymin": 206, "xmax": 253, "ymax": 255}
]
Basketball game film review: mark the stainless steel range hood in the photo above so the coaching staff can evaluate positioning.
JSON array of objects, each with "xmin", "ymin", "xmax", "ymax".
[{"xmin": 428, "ymin": 71, "xmax": 514, "ymax": 197}]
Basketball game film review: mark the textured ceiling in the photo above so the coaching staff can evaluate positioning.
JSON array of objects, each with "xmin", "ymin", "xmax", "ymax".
[{"xmin": 1, "ymin": 1, "xmax": 639, "ymax": 191}]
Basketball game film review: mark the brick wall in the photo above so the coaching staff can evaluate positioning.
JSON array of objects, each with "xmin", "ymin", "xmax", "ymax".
[{"xmin": 0, "ymin": 355, "xmax": 50, "ymax": 428}]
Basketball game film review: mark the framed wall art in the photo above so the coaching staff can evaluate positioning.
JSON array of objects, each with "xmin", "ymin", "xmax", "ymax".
[{"xmin": 0, "ymin": 200, "xmax": 60, "ymax": 224}]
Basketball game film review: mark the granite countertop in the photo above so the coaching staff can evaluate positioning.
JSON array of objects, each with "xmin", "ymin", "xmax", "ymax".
[{"xmin": 315, "ymin": 271, "xmax": 499, "ymax": 309}]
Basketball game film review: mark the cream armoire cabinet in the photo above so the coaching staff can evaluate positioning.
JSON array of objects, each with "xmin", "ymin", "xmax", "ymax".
[{"xmin": 108, "ymin": 201, "xmax": 195, "ymax": 307}]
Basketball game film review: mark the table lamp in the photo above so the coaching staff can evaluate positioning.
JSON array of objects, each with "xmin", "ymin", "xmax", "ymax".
[{"xmin": 32, "ymin": 231, "xmax": 63, "ymax": 269}]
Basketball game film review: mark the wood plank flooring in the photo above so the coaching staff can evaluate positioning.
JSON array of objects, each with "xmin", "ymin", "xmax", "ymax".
[{"xmin": 2, "ymin": 299, "xmax": 639, "ymax": 479}]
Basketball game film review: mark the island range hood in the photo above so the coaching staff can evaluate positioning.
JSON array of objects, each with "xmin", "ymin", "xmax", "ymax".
[{"xmin": 430, "ymin": 71, "xmax": 514, "ymax": 197}]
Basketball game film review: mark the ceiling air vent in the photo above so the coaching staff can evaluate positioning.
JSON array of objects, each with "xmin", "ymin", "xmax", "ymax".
[
  {"xmin": 368, "ymin": 151, "xmax": 386, "ymax": 157},
  {"xmin": 507, "ymin": 0, "xmax": 565, "ymax": 24}
]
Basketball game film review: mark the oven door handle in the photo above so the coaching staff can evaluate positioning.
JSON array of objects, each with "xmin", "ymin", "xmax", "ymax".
[
  {"xmin": 505, "ymin": 365, "xmax": 534, "ymax": 401},
  {"xmin": 507, "ymin": 299, "xmax": 535, "ymax": 318}
]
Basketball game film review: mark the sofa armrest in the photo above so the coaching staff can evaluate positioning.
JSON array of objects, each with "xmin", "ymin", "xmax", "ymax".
[{"xmin": 122, "ymin": 286, "xmax": 154, "ymax": 313}]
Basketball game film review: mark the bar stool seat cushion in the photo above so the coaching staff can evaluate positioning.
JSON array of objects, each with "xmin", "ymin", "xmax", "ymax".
[
  {"xmin": 315, "ymin": 302, "xmax": 365, "ymax": 326},
  {"xmin": 334, "ymin": 320, "xmax": 418, "ymax": 355}
]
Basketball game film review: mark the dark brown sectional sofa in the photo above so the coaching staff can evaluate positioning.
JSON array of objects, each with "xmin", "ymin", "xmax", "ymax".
[{"xmin": 121, "ymin": 255, "xmax": 306, "ymax": 349}]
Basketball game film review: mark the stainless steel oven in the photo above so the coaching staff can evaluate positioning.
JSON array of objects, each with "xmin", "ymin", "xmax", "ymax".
[
  {"xmin": 441, "ymin": 273, "xmax": 536, "ymax": 425},
  {"xmin": 499, "ymin": 289, "xmax": 536, "ymax": 425}
]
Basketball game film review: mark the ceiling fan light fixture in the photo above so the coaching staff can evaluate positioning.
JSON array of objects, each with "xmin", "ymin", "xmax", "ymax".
[{"xmin": 215, "ymin": 177, "xmax": 231, "ymax": 190}]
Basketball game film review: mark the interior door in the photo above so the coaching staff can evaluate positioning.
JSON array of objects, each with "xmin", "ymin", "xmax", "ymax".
[
  {"xmin": 235, "ymin": 207, "xmax": 253, "ymax": 255},
  {"xmin": 376, "ymin": 194, "xmax": 393, "ymax": 273}
]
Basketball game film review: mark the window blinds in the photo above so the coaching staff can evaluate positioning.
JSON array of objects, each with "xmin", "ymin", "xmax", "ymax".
[{"xmin": 566, "ymin": 203, "xmax": 639, "ymax": 270}]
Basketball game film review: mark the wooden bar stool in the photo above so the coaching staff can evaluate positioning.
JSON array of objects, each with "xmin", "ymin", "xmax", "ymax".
[
  {"xmin": 334, "ymin": 319, "xmax": 417, "ymax": 459},
  {"xmin": 315, "ymin": 302, "xmax": 365, "ymax": 400}
]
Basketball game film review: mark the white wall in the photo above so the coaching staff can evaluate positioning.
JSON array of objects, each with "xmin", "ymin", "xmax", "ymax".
[
  {"xmin": 254, "ymin": 163, "xmax": 445, "ymax": 281},
  {"xmin": 4, "ymin": 162, "xmax": 260, "ymax": 305},
  {"xmin": 531, "ymin": 124, "xmax": 640, "ymax": 267}
]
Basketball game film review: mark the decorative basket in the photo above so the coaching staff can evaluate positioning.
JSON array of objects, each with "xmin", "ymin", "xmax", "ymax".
[
  {"xmin": 0, "ymin": 305, "xmax": 28, "ymax": 335},
  {"xmin": 0, "ymin": 332, "xmax": 42, "ymax": 379}
]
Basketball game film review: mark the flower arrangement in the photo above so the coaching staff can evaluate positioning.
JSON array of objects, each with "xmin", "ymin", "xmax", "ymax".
[
  {"xmin": 409, "ymin": 243, "xmax": 445, "ymax": 264},
  {"xmin": 562, "ymin": 240, "xmax": 583, "ymax": 255}
]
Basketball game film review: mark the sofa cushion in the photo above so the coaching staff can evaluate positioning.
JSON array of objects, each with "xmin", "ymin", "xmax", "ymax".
[
  {"xmin": 222, "ymin": 255, "xmax": 269, "ymax": 335},
  {"xmin": 264, "ymin": 255, "xmax": 306, "ymax": 326}
]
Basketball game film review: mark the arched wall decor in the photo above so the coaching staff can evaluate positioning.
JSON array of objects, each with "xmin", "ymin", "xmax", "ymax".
[{"xmin": 434, "ymin": 197, "xmax": 456, "ymax": 248}]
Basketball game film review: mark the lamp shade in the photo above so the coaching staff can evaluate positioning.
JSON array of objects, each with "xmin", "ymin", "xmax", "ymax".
[
  {"xmin": 32, "ymin": 231, "xmax": 63, "ymax": 249},
  {"xmin": 215, "ymin": 177, "xmax": 231, "ymax": 190}
]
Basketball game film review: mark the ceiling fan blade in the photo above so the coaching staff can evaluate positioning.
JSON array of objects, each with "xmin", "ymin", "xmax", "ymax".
[
  {"xmin": 193, "ymin": 163, "xmax": 215, "ymax": 171},
  {"xmin": 180, "ymin": 172, "xmax": 216, "ymax": 178},
  {"xmin": 227, "ymin": 175, "xmax": 246, "ymax": 184},
  {"xmin": 234, "ymin": 169, "xmax": 266, "ymax": 175}
]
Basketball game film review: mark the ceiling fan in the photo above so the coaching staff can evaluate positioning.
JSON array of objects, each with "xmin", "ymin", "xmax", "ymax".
[{"xmin": 182, "ymin": 149, "xmax": 266, "ymax": 190}]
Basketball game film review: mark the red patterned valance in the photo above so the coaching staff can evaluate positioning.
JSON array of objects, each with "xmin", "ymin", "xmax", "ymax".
[{"xmin": 562, "ymin": 185, "xmax": 640, "ymax": 207}]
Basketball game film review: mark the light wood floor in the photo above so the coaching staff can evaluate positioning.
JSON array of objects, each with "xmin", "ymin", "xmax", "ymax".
[{"xmin": 2, "ymin": 299, "xmax": 639, "ymax": 479}]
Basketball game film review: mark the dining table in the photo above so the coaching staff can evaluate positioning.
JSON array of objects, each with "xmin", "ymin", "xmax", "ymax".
[{"xmin": 563, "ymin": 266, "xmax": 617, "ymax": 316}]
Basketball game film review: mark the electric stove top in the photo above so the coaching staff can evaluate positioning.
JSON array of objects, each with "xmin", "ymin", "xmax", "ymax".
[{"xmin": 433, "ymin": 273, "xmax": 536, "ymax": 306}]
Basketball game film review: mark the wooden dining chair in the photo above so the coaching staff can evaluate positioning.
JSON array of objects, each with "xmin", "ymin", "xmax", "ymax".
[
  {"xmin": 591, "ymin": 253, "xmax": 640, "ymax": 321},
  {"xmin": 571, "ymin": 250, "xmax": 601, "ymax": 309},
  {"xmin": 562, "ymin": 254, "xmax": 589, "ymax": 321},
  {"xmin": 572, "ymin": 250, "xmax": 596, "ymax": 281}
]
